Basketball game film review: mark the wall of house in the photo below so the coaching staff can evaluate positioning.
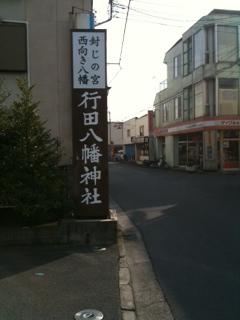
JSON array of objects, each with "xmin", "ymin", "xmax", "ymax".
[
  {"xmin": 203, "ymin": 130, "xmax": 218, "ymax": 170},
  {"xmin": 165, "ymin": 135, "xmax": 175, "ymax": 167},
  {"xmin": 0, "ymin": 0, "xmax": 92, "ymax": 165},
  {"xmin": 123, "ymin": 117, "xmax": 137, "ymax": 145},
  {"xmin": 108, "ymin": 122, "xmax": 123, "ymax": 145},
  {"xmin": 135, "ymin": 114, "xmax": 148, "ymax": 136}
]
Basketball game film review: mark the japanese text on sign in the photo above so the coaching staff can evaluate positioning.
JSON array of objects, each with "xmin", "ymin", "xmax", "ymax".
[
  {"xmin": 72, "ymin": 31, "xmax": 106, "ymax": 89},
  {"xmin": 78, "ymin": 91, "xmax": 103, "ymax": 205}
]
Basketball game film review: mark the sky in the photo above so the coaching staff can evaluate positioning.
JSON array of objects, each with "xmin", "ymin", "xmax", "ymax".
[{"xmin": 93, "ymin": 0, "xmax": 240, "ymax": 122}]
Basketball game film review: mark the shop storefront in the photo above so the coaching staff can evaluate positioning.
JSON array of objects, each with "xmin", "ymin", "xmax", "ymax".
[
  {"xmin": 220, "ymin": 130, "xmax": 240, "ymax": 170},
  {"xmin": 154, "ymin": 117, "xmax": 240, "ymax": 171},
  {"xmin": 178, "ymin": 133, "xmax": 203, "ymax": 167},
  {"xmin": 131, "ymin": 136, "xmax": 150, "ymax": 161}
]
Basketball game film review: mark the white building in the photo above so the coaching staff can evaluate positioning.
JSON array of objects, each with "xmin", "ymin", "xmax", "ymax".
[
  {"xmin": 123, "ymin": 111, "xmax": 154, "ymax": 162},
  {"xmin": 154, "ymin": 9, "xmax": 240, "ymax": 171}
]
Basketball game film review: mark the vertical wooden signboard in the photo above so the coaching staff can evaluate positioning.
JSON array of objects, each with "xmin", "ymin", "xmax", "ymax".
[{"xmin": 71, "ymin": 29, "xmax": 108, "ymax": 219}]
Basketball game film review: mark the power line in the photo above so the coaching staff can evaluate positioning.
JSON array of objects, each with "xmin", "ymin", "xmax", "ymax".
[
  {"xmin": 118, "ymin": 0, "xmax": 132, "ymax": 65},
  {"xmin": 114, "ymin": 2, "xmax": 240, "ymax": 26},
  {"xmin": 109, "ymin": 65, "xmax": 122, "ymax": 84},
  {"xmin": 115, "ymin": 12, "xmax": 186, "ymax": 27}
]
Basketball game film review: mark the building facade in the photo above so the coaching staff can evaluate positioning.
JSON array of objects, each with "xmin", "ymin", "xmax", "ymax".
[
  {"xmin": 0, "ymin": 0, "xmax": 93, "ymax": 165},
  {"xmin": 108, "ymin": 121, "xmax": 123, "ymax": 159},
  {"xmin": 153, "ymin": 9, "xmax": 240, "ymax": 171},
  {"xmin": 123, "ymin": 111, "xmax": 154, "ymax": 162}
]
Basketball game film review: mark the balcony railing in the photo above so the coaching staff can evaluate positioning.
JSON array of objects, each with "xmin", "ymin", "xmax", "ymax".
[{"xmin": 158, "ymin": 79, "xmax": 168, "ymax": 92}]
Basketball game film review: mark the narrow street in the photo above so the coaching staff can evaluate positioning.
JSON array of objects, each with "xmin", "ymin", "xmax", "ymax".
[{"xmin": 109, "ymin": 163, "xmax": 240, "ymax": 320}]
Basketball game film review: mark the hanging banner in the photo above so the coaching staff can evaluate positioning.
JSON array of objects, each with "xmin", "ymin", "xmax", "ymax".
[{"xmin": 71, "ymin": 30, "xmax": 108, "ymax": 219}]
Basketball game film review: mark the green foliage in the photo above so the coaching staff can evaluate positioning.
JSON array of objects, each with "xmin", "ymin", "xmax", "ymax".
[{"xmin": 0, "ymin": 79, "xmax": 72, "ymax": 225}]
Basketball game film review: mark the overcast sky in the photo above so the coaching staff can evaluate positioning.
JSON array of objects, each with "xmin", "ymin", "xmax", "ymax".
[{"xmin": 93, "ymin": 0, "xmax": 240, "ymax": 122}]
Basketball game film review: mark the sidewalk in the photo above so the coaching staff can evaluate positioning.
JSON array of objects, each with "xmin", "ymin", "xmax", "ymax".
[
  {"xmin": 0, "ymin": 201, "xmax": 173, "ymax": 320},
  {"xmin": 0, "ymin": 243, "xmax": 120, "ymax": 320}
]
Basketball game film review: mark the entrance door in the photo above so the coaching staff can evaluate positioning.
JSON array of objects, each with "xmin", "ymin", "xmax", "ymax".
[
  {"xmin": 223, "ymin": 140, "xmax": 240, "ymax": 169},
  {"xmin": 221, "ymin": 131, "xmax": 240, "ymax": 170}
]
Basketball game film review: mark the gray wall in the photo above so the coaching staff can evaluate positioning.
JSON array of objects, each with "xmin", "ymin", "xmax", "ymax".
[{"xmin": 0, "ymin": 0, "xmax": 92, "ymax": 165}]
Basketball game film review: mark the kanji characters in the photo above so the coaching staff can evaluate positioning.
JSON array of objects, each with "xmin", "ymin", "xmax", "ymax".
[
  {"xmin": 81, "ymin": 187, "xmax": 102, "ymax": 205},
  {"xmin": 83, "ymin": 111, "xmax": 99, "ymax": 126},
  {"xmin": 73, "ymin": 31, "xmax": 105, "ymax": 88},
  {"xmin": 79, "ymin": 128, "xmax": 103, "ymax": 143},
  {"xmin": 77, "ymin": 91, "xmax": 101, "ymax": 110},
  {"xmin": 81, "ymin": 144, "xmax": 102, "ymax": 164},
  {"xmin": 80, "ymin": 166, "xmax": 101, "ymax": 186}
]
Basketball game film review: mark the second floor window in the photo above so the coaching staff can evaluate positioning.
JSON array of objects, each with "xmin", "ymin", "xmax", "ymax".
[
  {"xmin": 217, "ymin": 25, "xmax": 238, "ymax": 62},
  {"xmin": 183, "ymin": 86, "xmax": 193, "ymax": 120},
  {"xmin": 173, "ymin": 55, "xmax": 181, "ymax": 78},
  {"xmin": 219, "ymin": 78, "xmax": 238, "ymax": 115},
  {"xmin": 139, "ymin": 125, "xmax": 144, "ymax": 136},
  {"xmin": 183, "ymin": 37, "xmax": 192, "ymax": 76},
  {"xmin": 127, "ymin": 129, "xmax": 131, "ymax": 137},
  {"xmin": 163, "ymin": 103, "xmax": 169, "ymax": 122},
  {"xmin": 174, "ymin": 96, "xmax": 182, "ymax": 120},
  {"xmin": 194, "ymin": 30, "xmax": 204, "ymax": 69},
  {"xmin": 194, "ymin": 82, "xmax": 205, "ymax": 117}
]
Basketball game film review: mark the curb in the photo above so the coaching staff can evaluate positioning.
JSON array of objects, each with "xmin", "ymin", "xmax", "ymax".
[
  {"xmin": 118, "ymin": 227, "xmax": 137, "ymax": 320},
  {"xmin": 111, "ymin": 199, "xmax": 174, "ymax": 320}
]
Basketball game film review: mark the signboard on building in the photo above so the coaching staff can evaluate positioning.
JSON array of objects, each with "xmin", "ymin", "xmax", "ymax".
[
  {"xmin": 158, "ymin": 118, "xmax": 240, "ymax": 136},
  {"xmin": 71, "ymin": 30, "xmax": 108, "ymax": 219}
]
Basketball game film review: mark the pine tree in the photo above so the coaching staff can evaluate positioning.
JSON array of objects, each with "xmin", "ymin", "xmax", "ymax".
[{"xmin": 0, "ymin": 79, "xmax": 71, "ymax": 225}]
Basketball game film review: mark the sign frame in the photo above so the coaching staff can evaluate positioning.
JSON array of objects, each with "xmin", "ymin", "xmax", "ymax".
[{"xmin": 71, "ymin": 29, "xmax": 109, "ymax": 219}]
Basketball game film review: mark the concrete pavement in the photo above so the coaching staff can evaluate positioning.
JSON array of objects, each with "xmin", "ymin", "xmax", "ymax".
[
  {"xmin": 0, "ymin": 244, "xmax": 120, "ymax": 320},
  {"xmin": 0, "ymin": 199, "xmax": 172, "ymax": 320},
  {"xmin": 113, "ymin": 199, "xmax": 174, "ymax": 320}
]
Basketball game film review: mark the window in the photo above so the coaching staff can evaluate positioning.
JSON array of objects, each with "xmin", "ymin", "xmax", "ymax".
[
  {"xmin": 194, "ymin": 82, "xmax": 205, "ymax": 117},
  {"xmin": 173, "ymin": 55, "xmax": 181, "ymax": 78},
  {"xmin": 183, "ymin": 37, "xmax": 192, "ymax": 76},
  {"xmin": 163, "ymin": 103, "xmax": 169, "ymax": 122},
  {"xmin": 217, "ymin": 25, "xmax": 238, "ymax": 62},
  {"xmin": 205, "ymin": 25, "xmax": 214, "ymax": 64},
  {"xmin": 139, "ymin": 125, "xmax": 144, "ymax": 136},
  {"xmin": 219, "ymin": 78, "xmax": 238, "ymax": 115},
  {"xmin": 0, "ymin": 22, "xmax": 27, "ymax": 72},
  {"xmin": 183, "ymin": 86, "xmax": 193, "ymax": 120},
  {"xmin": 174, "ymin": 96, "xmax": 182, "ymax": 120},
  {"xmin": 194, "ymin": 30, "xmax": 204, "ymax": 68},
  {"xmin": 155, "ymin": 107, "xmax": 161, "ymax": 128},
  {"xmin": 127, "ymin": 129, "xmax": 131, "ymax": 137}
]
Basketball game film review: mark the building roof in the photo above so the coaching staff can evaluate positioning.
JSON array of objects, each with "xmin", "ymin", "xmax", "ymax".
[
  {"xmin": 165, "ymin": 38, "xmax": 182, "ymax": 56},
  {"xmin": 209, "ymin": 9, "xmax": 240, "ymax": 15},
  {"xmin": 164, "ymin": 8, "xmax": 240, "ymax": 61}
]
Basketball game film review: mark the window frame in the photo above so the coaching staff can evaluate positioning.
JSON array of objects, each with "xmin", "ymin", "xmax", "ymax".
[
  {"xmin": 193, "ymin": 29, "xmax": 205, "ymax": 69},
  {"xmin": 183, "ymin": 37, "xmax": 193, "ymax": 76},
  {"xmin": 217, "ymin": 25, "xmax": 238, "ymax": 63},
  {"xmin": 183, "ymin": 86, "xmax": 193, "ymax": 120},
  {"xmin": 174, "ymin": 96, "xmax": 182, "ymax": 120},
  {"xmin": 173, "ymin": 55, "xmax": 181, "ymax": 78},
  {"xmin": 0, "ymin": 22, "xmax": 28, "ymax": 72}
]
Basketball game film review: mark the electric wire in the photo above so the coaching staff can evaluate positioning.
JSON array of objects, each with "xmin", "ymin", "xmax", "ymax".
[{"xmin": 118, "ymin": 0, "xmax": 132, "ymax": 65}]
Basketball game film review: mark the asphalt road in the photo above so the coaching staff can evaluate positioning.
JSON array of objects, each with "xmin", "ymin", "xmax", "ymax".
[{"xmin": 109, "ymin": 163, "xmax": 240, "ymax": 320}]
